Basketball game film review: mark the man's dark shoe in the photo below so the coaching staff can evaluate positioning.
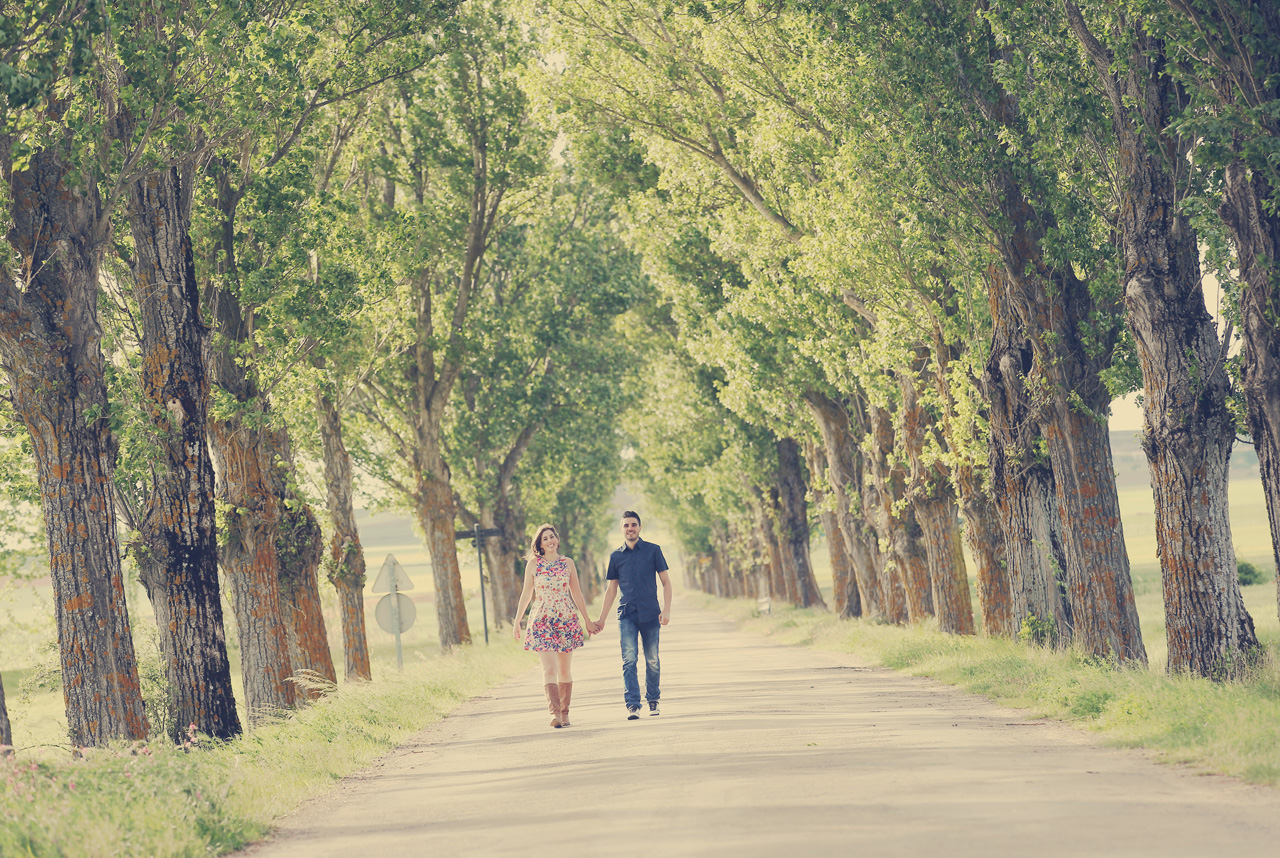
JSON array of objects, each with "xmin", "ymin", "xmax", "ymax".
[
  {"xmin": 648, "ymin": 701, "xmax": 660, "ymax": 716},
  {"xmin": 627, "ymin": 706, "xmax": 641, "ymax": 720}
]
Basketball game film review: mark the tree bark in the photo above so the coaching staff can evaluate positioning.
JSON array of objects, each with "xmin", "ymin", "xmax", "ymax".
[
  {"xmin": 1198, "ymin": 3, "xmax": 1280, "ymax": 626},
  {"xmin": 266, "ymin": 426, "xmax": 338, "ymax": 693},
  {"xmin": 869, "ymin": 404, "xmax": 933, "ymax": 622},
  {"xmin": 983, "ymin": 296, "xmax": 1073, "ymax": 642},
  {"xmin": 805, "ymin": 391, "xmax": 884, "ymax": 618},
  {"xmin": 804, "ymin": 438, "xmax": 860, "ymax": 618},
  {"xmin": 927, "ymin": 323, "xmax": 1014, "ymax": 637},
  {"xmin": 206, "ymin": 183, "xmax": 296, "ymax": 718},
  {"xmin": 0, "ymin": 142, "xmax": 149, "ymax": 747},
  {"xmin": 972, "ymin": 32, "xmax": 1146, "ymax": 663},
  {"xmin": 915, "ymin": 494, "xmax": 975, "ymax": 635},
  {"xmin": 751, "ymin": 487, "xmax": 786, "ymax": 602},
  {"xmin": 0, "ymin": 672, "xmax": 10, "ymax": 751},
  {"xmin": 900, "ymin": 369, "xmax": 973, "ymax": 634},
  {"xmin": 956, "ymin": 465, "xmax": 1014, "ymax": 637},
  {"xmin": 1066, "ymin": 9, "xmax": 1258, "ymax": 673},
  {"xmin": 776, "ymin": 438, "xmax": 827, "ymax": 609},
  {"xmin": 315, "ymin": 371, "xmax": 372, "ymax": 681},
  {"xmin": 475, "ymin": 492, "xmax": 526, "ymax": 628},
  {"xmin": 413, "ymin": 442, "xmax": 471, "ymax": 647},
  {"xmin": 125, "ymin": 163, "xmax": 240, "ymax": 740}
]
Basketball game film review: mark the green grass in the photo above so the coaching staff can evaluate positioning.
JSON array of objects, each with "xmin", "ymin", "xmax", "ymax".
[
  {"xmin": 693, "ymin": 591, "xmax": 1280, "ymax": 785},
  {"xmin": 0, "ymin": 636, "xmax": 533, "ymax": 857}
]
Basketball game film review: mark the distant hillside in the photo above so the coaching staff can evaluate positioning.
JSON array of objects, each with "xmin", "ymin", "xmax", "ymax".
[{"xmin": 1109, "ymin": 429, "xmax": 1262, "ymax": 491}]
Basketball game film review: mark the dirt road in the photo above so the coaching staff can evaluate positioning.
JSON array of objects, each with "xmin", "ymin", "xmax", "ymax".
[{"xmin": 241, "ymin": 603, "xmax": 1280, "ymax": 857}]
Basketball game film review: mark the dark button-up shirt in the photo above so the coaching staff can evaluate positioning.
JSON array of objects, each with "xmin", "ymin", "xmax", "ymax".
[{"xmin": 606, "ymin": 538, "xmax": 669, "ymax": 624}]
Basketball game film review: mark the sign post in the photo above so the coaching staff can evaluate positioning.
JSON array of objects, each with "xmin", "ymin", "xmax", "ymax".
[
  {"xmin": 372, "ymin": 553, "xmax": 416, "ymax": 669},
  {"xmin": 455, "ymin": 526, "xmax": 502, "ymax": 644}
]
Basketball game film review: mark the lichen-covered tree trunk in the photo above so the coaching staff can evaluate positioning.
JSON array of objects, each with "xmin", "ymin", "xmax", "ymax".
[
  {"xmin": 916, "ymin": 494, "xmax": 975, "ymax": 635},
  {"xmin": 266, "ymin": 426, "xmax": 337, "ymax": 693},
  {"xmin": 1067, "ymin": 20, "xmax": 1259, "ymax": 674},
  {"xmin": 413, "ymin": 443, "xmax": 471, "ymax": 648},
  {"xmin": 1, "ymin": 144, "xmax": 148, "ymax": 747},
  {"xmin": 986, "ymin": 182, "xmax": 1145, "ymax": 662},
  {"xmin": 208, "ymin": 413, "xmax": 296, "ymax": 718},
  {"xmin": 984, "ymin": 303, "xmax": 1072, "ymax": 642},
  {"xmin": 977, "ymin": 53, "xmax": 1145, "ymax": 663},
  {"xmin": 315, "ymin": 374, "xmax": 371, "ymax": 681},
  {"xmin": 1221, "ymin": 165, "xmax": 1280, "ymax": 627},
  {"xmin": 207, "ymin": 320, "xmax": 295, "ymax": 717},
  {"xmin": 776, "ymin": 438, "xmax": 826, "ymax": 610},
  {"xmin": 956, "ymin": 466, "xmax": 1013, "ymax": 637},
  {"xmin": 1043, "ymin": 399, "xmax": 1145, "ymax": 661},
  {"xmin": 207, "ymin": 179, "xmax": 296, "ymax": 718},
  {"xmin": 928, "ymin": 332, "xmax": 1014, "ymax": 637},
  {"xmin": 869, "ymin": 404, "xmax": 932, "ymax": 622},
  {"xmin": 805, "ymin": 391, "xmax": 883, "ymax": 618},
  {"xmin": 899, "ymin": 370, "xmax": 970, "ymax": 632},
  {"xmin": 126, "ymin": 163, "xmax": 240, "ymax": 740}
]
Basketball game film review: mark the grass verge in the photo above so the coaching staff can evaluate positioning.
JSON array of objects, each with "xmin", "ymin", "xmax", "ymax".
[
  {"xmin": 1, "ymin": 640, "xmax": 532, "ymax": 857},
  {"xmin": 692, "ymin": 593, "xmax": 1280, "ymax": 786}
]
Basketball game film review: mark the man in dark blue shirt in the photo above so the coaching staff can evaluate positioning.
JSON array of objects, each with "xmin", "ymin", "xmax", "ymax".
[{"xmin": 595, "ymin": 510, "xmax": 672, "ymax": 720}]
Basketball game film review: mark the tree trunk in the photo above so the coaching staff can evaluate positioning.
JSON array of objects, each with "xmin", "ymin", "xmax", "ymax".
[
  {"xmin": 869, "ymin": 404, "xmax": 932, "ymax": 622},
  {"xmin": 1, "ymin": 143, "xmax": 149, "ymax": 747},
  {"xmin": 776, "ymin": 438, "xmax": 827, "ymax": 609},
  {"xmin": 414, "ymin": 444, "xmax": 471, "ymax": 648},
  {"xmin": 480, "ymin": 504, "xmax": 523, "ymax": 628},
  {"xmin": 1221, "ymin": 166, "xmax": 1280, "ymax": 628},
  {"xmin": 266, "ymin": 426, "xmax": 337, "ymax": 693},
  {"xmin": 927, "ymin": 326, "xmax": 1014, "ymax": 637},
  {"xmin": 126, "ymin": 163, "xmax": 240, "ymax": 740},
  {"xmin": 899, "ymin": 369, "xmax": 971, "ymax": 633},
  {"xmin": 805, "ymin": 391, "xmax": 884, "ymax": 618},
  {"xmin": 803, "ymin": 438, "xmax": 860, "ymax": 617},
  {"xmin": 0, "ymin": 672, "xmax": 10, "ymax": 751},
  {"xmin": 752, "ymin": 488, "xmax": 786, "ymax": 602},
  {"xmin": 983, "ymin": 299, "xmax": 1073, "ymax": 642},
  {"xmin": 915, "ymin": 494, "xmax": 975, "ymax": 635},
  {"xmin": 1064, "ymin": 15, "xmax": 1259, "ymax": 673},
  {"xmin": 956, "ymin": 465, "xmax": 1014, "ymax": 637},
  {"xmin": 975, "ymin": 40, "xmax": 1146, "ymax": 664},
  {"xmin": 315, "ymin": 372, "xmax": 372, "ymax": 681},
  {"xmin": 985, "ymin": 176, "xmax": 1144, "ymax": 662}
]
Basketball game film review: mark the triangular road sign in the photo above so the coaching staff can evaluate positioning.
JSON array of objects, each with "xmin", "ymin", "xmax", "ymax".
[{"xmin": 371, "ymin": 553, "xmax": 415, "ymax": 593}]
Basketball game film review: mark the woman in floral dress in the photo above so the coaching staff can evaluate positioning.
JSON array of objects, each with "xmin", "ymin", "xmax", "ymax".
[{"xmin": 513, "ymin": 524, "xmax": 597, "ymax": 728}]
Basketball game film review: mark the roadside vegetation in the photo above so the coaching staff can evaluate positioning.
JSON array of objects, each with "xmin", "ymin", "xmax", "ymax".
[
  {"xmin": 0, "ymin": 640, "xmax": 531, "ymax": 857},
  {"xmin": 693, "ymin": 570, "xmax": 1280, "ymax": 786}
]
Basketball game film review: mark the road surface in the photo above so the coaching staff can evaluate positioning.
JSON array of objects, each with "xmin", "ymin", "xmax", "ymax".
[{"xmin": 241, "ymin": 602, "xmax": 1280, "ymax": 857}]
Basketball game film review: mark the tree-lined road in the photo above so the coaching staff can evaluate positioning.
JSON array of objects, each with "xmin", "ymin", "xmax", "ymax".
[{"xmin": 242, "ymin": 605, "xmax": 1280, "ymax": 857}]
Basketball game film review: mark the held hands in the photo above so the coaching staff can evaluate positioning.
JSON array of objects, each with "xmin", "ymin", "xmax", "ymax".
[{"xmin": 588, "ymin": 619, "xmax": 605, "ymax": 635}]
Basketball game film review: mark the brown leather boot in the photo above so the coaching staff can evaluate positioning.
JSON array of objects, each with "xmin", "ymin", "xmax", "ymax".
[
  {"xmin": 558, "ymin": 681, "xmax": 573, "ymax": 727},
  {"xmin": 545, "ymin": 683, "xmax": 563, "ymax": 728}
]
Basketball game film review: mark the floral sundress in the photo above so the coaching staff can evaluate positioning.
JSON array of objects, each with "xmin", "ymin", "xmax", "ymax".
[{"xmin": 523, "ymin": 555, "xmax": 585, "ymax": 653}]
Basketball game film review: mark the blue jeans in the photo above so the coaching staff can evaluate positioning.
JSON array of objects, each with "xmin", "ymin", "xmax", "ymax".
[{"xmin": 619, "ymin": 613, "xmax": 660, "ymax": 708}]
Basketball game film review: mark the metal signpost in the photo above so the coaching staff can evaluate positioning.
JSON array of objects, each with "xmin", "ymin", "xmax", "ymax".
[
  {"xmin": 372, "ymin": 553, "xmax": 416, "ymax": 669},
  {"xmin": 455, "ymin": 525, "xmax": 501, "ymax": 644}
]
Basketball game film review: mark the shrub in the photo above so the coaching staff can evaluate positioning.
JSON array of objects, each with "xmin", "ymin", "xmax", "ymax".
[{"xmin": 1238, "ymin": 560, "xmax": 1270, "ymax": 587}]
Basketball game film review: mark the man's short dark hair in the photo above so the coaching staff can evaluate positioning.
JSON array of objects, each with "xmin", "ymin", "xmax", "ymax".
[{"xmin": 622, "ymin": 510, "xmax": 641, "ymax": 525}]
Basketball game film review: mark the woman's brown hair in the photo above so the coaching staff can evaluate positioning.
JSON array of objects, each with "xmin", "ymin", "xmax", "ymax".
[{"xmin": 529, "ymin": 523, "xmax": 558, "ymax": 558}]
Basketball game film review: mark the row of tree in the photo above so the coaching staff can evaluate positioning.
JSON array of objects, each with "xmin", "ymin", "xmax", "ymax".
[
  {"xmin": 543, "ymin": 0, "xmax": 1279, "ymax": 678},
  {"xmin": 0, "ymin": 0, "xmax": 642, "ymax": 748}
]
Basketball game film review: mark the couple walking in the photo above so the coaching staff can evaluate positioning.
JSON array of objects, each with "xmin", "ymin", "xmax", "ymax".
[{"xmin": 512, "ymin": 510, "xmax": 672, "ymax": 727}]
